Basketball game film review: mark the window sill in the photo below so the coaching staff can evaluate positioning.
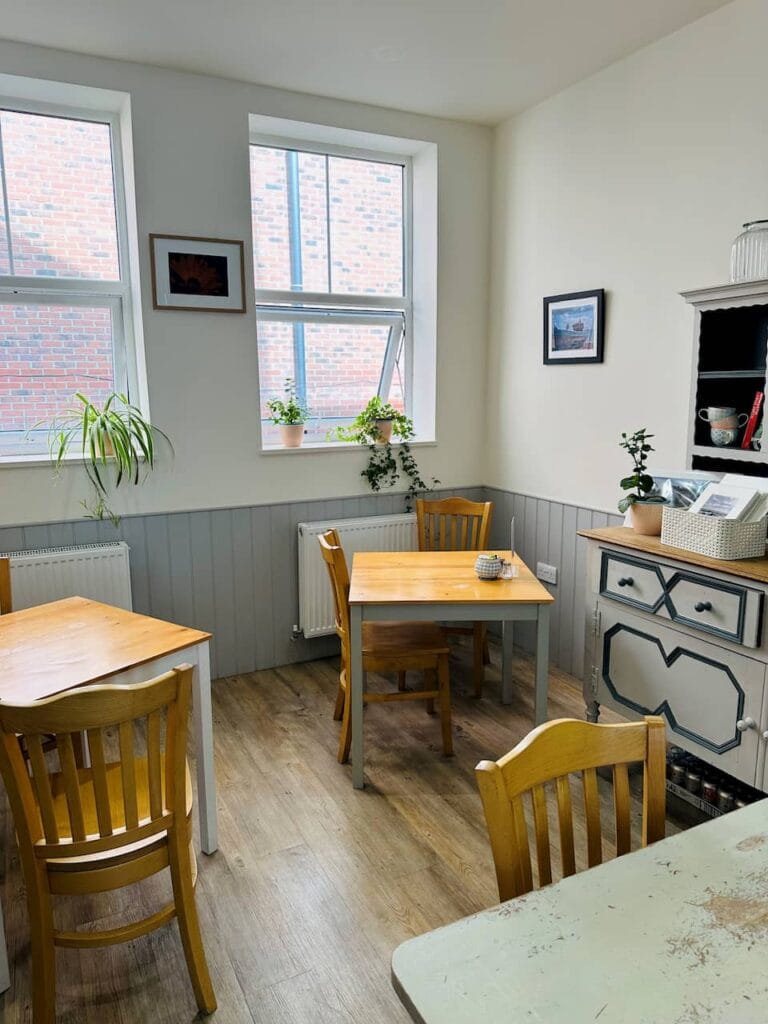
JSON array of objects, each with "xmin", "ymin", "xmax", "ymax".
[{"xmin": 260, "ymin": 439, "xmax": 437, "ymax": 455}]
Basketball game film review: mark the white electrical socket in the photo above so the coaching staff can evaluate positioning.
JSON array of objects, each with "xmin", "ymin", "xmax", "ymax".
[{"xmin": 536, "ymin": 562, "xmax": 558, "ymax": 585}]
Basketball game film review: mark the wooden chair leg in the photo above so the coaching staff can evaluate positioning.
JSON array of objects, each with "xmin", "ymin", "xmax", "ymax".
[
  {"xmin": 473, "ymin": 622, "xmax": 485, "ymax": 699},
  {"xmin": 425, "ymin": 669, "xmax": 436, "ymax": 715},
  {"xmin": 481, "ymin": 626, "xmax": 491, "ymax": 665},
  {"xmin": 168, "ymin": 836, "xmax": 217, "ymax": 1015},
  {"xmin": 28, "ymin": 870, "xmax": 56, "ymax": 1024},
  {"xmin": 398, "ymin": 671, "xmax": 407, "ymax": 691},
  {"xmin": 437, "ymin": 654, "xmax": 453, "ymax": 757},
  {"xmin": 338, "ymin": 678, "xmax": 353, "ymax": 764},
  {"xmin": 333, "ymin": 681, "xmax": 345, "ymax": 722}
]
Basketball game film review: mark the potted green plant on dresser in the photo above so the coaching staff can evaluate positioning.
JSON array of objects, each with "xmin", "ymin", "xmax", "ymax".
[
  {"xmin": 266, "ymin": 378, "xmax": 308, "ymax": 448},
  {"xmin": 618, "ymin": 428, "xmax": 666, "ymax": 535}
]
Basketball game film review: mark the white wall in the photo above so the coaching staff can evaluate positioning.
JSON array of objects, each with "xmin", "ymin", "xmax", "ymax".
[
  {"xmin": 0, "ymin": 40, "xmax": 492, "ymax": 527},
  {"xmin": 487, "ymin": 0, "xmax": 768, "ymax": 514}
]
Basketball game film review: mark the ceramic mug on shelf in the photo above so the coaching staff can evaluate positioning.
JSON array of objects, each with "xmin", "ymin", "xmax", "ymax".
[
  {"xmin": 710, "ymin": 427, "xmax": 740, "ymax": 447},
  {"xmin": 698, "ymin": 406, "xmax": 749, "ymax": 429}
]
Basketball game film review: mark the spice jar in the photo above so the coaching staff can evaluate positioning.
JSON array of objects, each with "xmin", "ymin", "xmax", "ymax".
[
  {"xmin": 718, "ymin": 788, "xmax": 735, "ymax": 812},
  {"xmin": 670, "ymin": 763, "xmax": 686, "ymax": 786},
  {"xmin": 685, "ymin": 770, "xmax": 702, "ymax": 795},
  {"xmin": 702, "ymin": 780, "xmax": 718, "ymax": 804}
]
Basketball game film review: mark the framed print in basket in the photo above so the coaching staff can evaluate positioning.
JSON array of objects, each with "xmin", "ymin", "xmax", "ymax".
[
  {"xmin": 150, "ymin": 234, "xmax": 246, "ymax": 313},
  {"xmin": 543, "ymin": 289, "xmax": 604, "ymax": 365}
]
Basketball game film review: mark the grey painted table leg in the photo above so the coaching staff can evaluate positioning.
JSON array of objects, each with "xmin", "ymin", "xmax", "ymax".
[
  {"xmin": 501, "ymin": 620, "xmax": 514, "ymax": 704},
  {"xmin": 350, "ymin": 604, "xmax": 365, "ymax": 789},
  {"xmin": 534, "ymin": 604, "xmax": 550, "ymax": 726}
]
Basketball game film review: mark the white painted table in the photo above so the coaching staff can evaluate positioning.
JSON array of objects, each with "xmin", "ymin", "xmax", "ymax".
[
  {"xmin": 0, "ymin": 597, "xmax": 218, "ymax": 993},
  {"xmin": 348, "ymin": 551, "xmax": 554, "ymax": 790},
  {"xmin": 392, "ymin": 799, "xmax": 768, "ymax": 1024}
]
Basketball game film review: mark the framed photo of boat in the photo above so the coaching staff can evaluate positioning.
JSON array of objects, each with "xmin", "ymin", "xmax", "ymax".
[{"xmin": 543, "ymin": 289, "xmax": 604, "ymax": 364}]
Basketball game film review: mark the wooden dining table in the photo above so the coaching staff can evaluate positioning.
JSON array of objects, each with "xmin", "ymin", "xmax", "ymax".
[
  {"xmin": 348, "ymin": 550, "xmax": 554, "ymax": 789},
  {"xmin": 392, "ymin": 798, "xmax": 768, "ymax": 1024},
  {"xmin": 0, "ymin": 596, "xmax": 218, "ymax": 993}
]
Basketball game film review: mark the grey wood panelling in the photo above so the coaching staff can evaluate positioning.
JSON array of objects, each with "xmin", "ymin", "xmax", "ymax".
[
  {"xmin": 0, "ymin": 486, "xmax": 485, "ymax": 680},
  {"xmin": 0, "ymin": 484, "xmax": 603, "ymax": 682},
  {"xmin": 486, "ymin": 488, "xmax": 623, "ymax": 680}
]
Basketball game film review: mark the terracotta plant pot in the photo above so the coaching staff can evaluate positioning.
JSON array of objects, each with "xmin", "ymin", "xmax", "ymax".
[
  {"xmin": 280, "ymin": 423, "xmax": 305, "ymax": 448},
  {"xmin": 374, "ymin": 418, "xmax": 394, "ymax": 444},
  {"xmin": 630, "ymin": 502, "xmax": 664, "ymax": 536}
]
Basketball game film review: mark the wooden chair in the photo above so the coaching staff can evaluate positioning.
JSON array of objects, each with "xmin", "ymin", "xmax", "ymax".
[
  {"xmin": 318, "ymin": 528, "xmax": 453, "ymax": 763},
  {"xmin": 0, "ymin": 665, "xmax": 216, "ymax": 1023},
  {"xmin": 415, "ymin": 497, "xmax": 494, "ymax": 697},
  {"xmin": 475, "ymin": 716, "xmax": 666, "ymax": 902}
]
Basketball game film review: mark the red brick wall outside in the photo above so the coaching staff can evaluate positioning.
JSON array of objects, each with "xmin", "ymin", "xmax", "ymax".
[
  {"xmin": 0, "ymin": 110, "xmax": 119, "ymax": 446},
  {"xmin": 250, "ymin": 146, "xmax": 406, "ymax": 443}
]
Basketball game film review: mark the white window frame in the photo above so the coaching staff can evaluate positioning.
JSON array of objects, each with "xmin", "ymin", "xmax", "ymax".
[
  {"xmin": 0, "ymin": 95, "xmax": 140, "ymax": 464},
  {"xmin": 250, "ymin": 131, "xmax": 414, "ymax": 444}
]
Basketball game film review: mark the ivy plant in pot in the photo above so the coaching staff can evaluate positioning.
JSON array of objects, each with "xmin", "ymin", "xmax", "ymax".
[
  {"xmin": 47, "ymin": 391, "xmax": 172, "ymax": 526},
  {"xmin": 329, "ymin": 396, "xmax": 438, "ymax": 510},
  {"xmin": 617, "ymin": 428, "xmax": 666, "ymax": 536},
  {"xmin": 266, "ymin": 378, "xmax": 308, "ymax": 448}
]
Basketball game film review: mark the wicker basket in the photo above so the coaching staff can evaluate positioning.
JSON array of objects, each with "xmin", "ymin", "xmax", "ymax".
[{"xmin": 661, "ymin": 506, "xmax": 768, "ymax": 560}]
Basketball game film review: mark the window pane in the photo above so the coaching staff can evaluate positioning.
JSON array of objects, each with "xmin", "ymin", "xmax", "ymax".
[
  {"xmin": 329, "ymin": 156, "xmax": 403, "ymax": 295},
  {"xmin": 0, "ymin": 303, "xmax": 115, "ymax": 457},
  {"xmin": 0, "ymin": 170, "xmax": 9, "ymax": 275},
  {"xmin": 258, "ymin": 318, "xmax": 403, "ymax": 445},
  {"xmin": 251, "ymin": 145, "xmax": 404, "ymax": 297},
  {"xmin": 250, "ymin": 146, "xmax": 291, "ymax": 291},
  {"xmin": 1, "ymin": 110, "xmax": 120, "ymax": 281}
]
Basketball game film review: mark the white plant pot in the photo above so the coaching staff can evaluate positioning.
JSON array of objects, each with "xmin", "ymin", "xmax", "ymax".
[{"xmin": 280, "ymin": 423, "xmax": 305, "ymax": 448}]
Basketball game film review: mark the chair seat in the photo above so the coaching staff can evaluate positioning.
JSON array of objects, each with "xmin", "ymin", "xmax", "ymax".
[
  {"xmin": 43, "ymin": 757, "xmax": 193, "ymax": 869},
  {"xmin": 362, "ymin": 620, "xmax": 449, "ymax": 666}
]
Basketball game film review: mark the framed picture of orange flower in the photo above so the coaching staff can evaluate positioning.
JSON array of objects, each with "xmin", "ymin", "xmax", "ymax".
[{"xmin": 150, "ymin": 234, "xmax": 246, "ymax": 313}]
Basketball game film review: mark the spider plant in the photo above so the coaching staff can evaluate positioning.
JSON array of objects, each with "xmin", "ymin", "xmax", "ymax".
[{"xmin": 48, "ymin": 392, "xmax": 171, "ymax": 524}]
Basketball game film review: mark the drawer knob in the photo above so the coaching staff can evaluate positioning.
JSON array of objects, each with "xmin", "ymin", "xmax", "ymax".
[
  {"xmin": 617, "ymin": 577, "xmax": 634, "ymax": 588},
  {"xmin": 763, "ymin": 731, "xmax": 768, "ymax": 742},
  {"xmin": 694, "ymin": 601, "xmax": 713, "ymax": 613},
  {"xmin": 737, "ymin": 717, "xmax": 756, "ymax": 732}
]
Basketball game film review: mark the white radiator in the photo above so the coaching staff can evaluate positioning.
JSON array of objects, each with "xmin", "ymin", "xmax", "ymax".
[
  {"xmin": 2, "ymin": 542, "xmax": 133, "ymax": 611},
  {"xmin": 298, "ymin": 513, "xmax": 417, "ymax": 638}
]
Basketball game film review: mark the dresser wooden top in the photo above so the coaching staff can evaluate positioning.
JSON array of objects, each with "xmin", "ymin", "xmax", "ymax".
[{"xmin": 578, "ymin": 526, "xmax": 768, "ymax": 585}]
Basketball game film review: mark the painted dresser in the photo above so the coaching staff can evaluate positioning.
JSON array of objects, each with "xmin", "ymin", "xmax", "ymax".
[{"xmin": 580, "ymin": 526, "xmax": 768, "ymax": 790}]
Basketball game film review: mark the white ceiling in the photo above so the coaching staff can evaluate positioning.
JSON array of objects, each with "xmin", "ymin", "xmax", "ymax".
[{"xmin": 0, "ymin": 0, "xmax": 733, "ymax": 125}]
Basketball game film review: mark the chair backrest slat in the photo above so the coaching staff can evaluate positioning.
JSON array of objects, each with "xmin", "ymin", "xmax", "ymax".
[
  {"xmin": 613, "ymin": 762, "xmax": 631, "ymax": 856},
  {"xmin": 476, "ymin": 717, "xmax": 666, "ymax": 903},
  {"xmin": 511, "ymin": 795, "xmax": 532, "ymax": 893},
  {"xmin": 581, "ymin": 767, "xmax": 603, "ymax": 868},
  {"xmin": 530, "ymin": 783, "xmax": 552, "ymax": 887},
  {"xmin": 86, "ymin": 727, "xmax": 113, "ymax": 837},
  {"xmin": 555, "ymin": 775, "xmax": 576, "ymax": 879},
  {"xmin": 415, "ymin": 498, "xmax": 493, "ymax": 553},
  {"xmin": 25, "ymin": 734, "xmax": 59, "ymax": 843},
  {"xmin": 147, "ymin": 709, "xmax": 164, "ymax": 820},
  {"xmin": 0, "ymin": 666, "xmax": 192, "ymax": 861},
  {"xmin": 119, "ymin": 721, "xmax": 139, "ymax": 830}
]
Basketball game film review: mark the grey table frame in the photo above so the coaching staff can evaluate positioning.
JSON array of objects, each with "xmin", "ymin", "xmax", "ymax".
[{"xmin": 348, "ymin": 594, "xmax": 551, "ymax": 790}]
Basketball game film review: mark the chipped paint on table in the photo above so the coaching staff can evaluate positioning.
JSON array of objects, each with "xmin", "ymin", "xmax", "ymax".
[{"xmin": 391, "ymin": 800, "xmax": 768, "ymax": 1024}]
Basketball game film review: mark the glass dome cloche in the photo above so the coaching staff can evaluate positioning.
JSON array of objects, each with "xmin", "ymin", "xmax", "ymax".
[{"xmin": 730, "ymin": 220, "xmax": 768, "ymax": 283}]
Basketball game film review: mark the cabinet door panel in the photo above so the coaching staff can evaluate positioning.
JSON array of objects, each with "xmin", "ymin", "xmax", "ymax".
[{"xmin": 597, "ymin": 607, "xmax": 764, "ymax": 786}]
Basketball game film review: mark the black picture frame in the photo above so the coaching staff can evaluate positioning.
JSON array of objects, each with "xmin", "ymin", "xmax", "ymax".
[{"xmin": 543, "ymin": 288, "xmax": 605, "ymax": 365}]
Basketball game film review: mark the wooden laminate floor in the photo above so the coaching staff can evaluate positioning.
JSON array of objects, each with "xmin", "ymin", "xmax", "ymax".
[{"xmin": 0, "ymin": 643, "xmax": 679, "ymax": 1023}]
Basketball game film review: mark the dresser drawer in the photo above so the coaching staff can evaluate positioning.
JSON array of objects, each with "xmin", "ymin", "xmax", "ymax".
[
  {"xmin": 665, "ymin": 571, "xmax": 762, "ymax": 648},
  {"xmin": 599, "ymin": 550, "xmax": 763, "ymax": 648},
  {"xmin": 600, "ymin": 552, "xmax": 666, "ymax": 613}
]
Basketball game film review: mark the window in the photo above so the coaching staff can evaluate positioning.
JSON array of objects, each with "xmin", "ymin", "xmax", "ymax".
[
  {"xmin": 250, "ymin": 139, "xmax": 411, "ymax": 445},
  {"xmin": 0, "ymin": 102, "xmax": 136, "ymax": 460}
]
